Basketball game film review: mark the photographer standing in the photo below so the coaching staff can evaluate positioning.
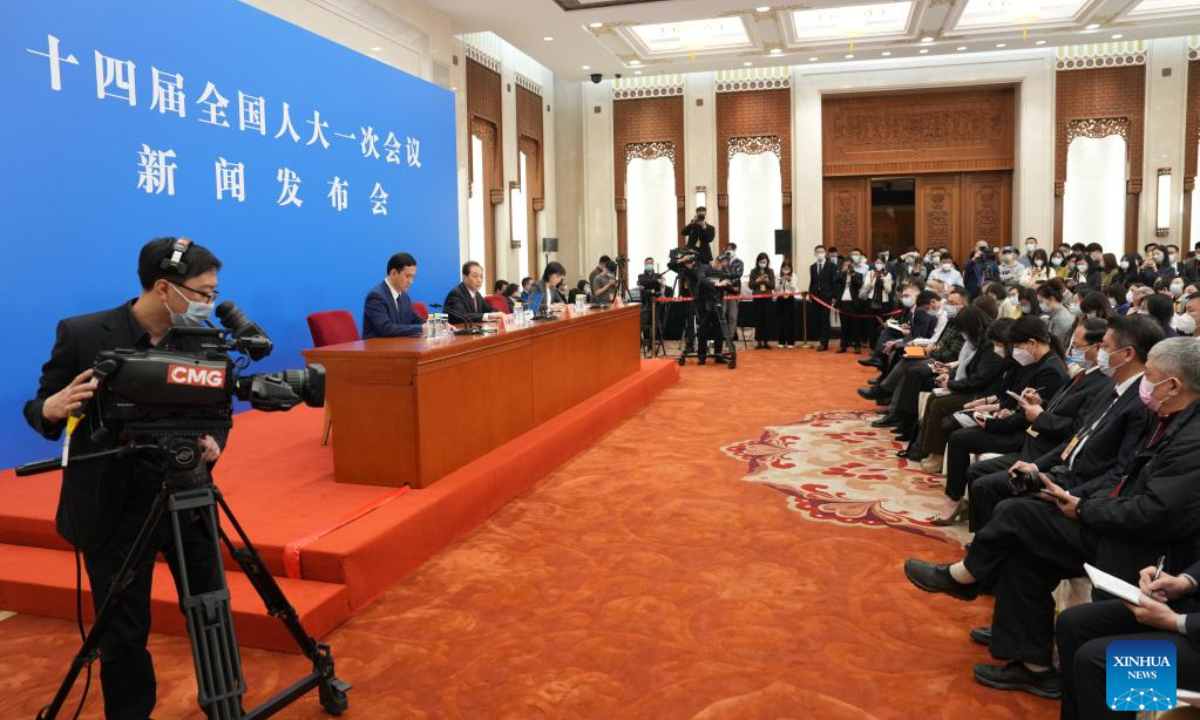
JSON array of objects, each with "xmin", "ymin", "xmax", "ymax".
[
  {"xmin": 638, "ymin": 257, "xmax": 665, "ymax": 350},
  {"xmin": 681, "ymin": 206, "xmax": 715, "ymax": 264},
  {"xmin": 749, "ymin": 253, "xmax": 776, "ymax": 349},
  {"xmin": 719, "ymin": 244, "xmax": 744, "ymax": 358},
  {"xmin": 24, "ymin": 237, "xmax": 228, "ymax": 720},
  {"xmin": 668, "ymin": 249, "xmax": 736, "ymax": 369}
]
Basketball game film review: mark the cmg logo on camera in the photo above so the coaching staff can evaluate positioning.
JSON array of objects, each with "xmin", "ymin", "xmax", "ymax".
[
  {"xmin": 167, "ymin": 364, "xmax": 226, "ymax": 388},
  {"xmin": 1106, "ymin": 640, "xmax": 1177, "ymax": 711}
]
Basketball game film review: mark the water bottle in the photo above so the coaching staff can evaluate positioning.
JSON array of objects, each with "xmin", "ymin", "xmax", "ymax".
[
  {"xmin": 438, "ymin": 314, "xmax": 451, "ymax": 338},
  {"xmin": 512, "ymin": 302, "xmax": 523, "ymax": 330},
  {"xmin": 423, "ymin": 317, "xmax": 433, "ymax": 339}
]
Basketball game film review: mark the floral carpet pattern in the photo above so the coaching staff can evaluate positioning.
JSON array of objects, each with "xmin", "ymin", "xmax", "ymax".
[{"xmin": 723, "ymin": 410, "xmax": 969, "ymax": 547}]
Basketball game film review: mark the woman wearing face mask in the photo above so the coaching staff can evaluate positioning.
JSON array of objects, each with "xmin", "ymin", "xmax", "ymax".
[
  {"xmin": 932, "ymin": 316, "xmax": 1070, "ymax": 481},
  {"xmin": 1099, "ymin": 253, "xmax": 1120, "ymax": 289},
  {"xmin": 1015, "ymin": 287, "xmax": 1038, "ymax": 318},
  {"xmin": 749, "ymin": 252, "xmax": 776, "ymax": 349},
  {"xmin": 1000, "ymin": 287, "xmax": 1023, "ymax": 321},
  {"xmin": 775, "ymin": 262, "xmax": 799, "ymax": 348},
  {"xmin": 860, "ymin": 254, "xmax": 895, "ymax": 350},
  {"xmin": 1144, "ymin": 293, "xmax": 1180, "ymax": 338},
  {"xmin": 1117, "ymin": 253, "xmax": 1147, "ymax": 288},
  {"xmin": 1169, "ymin": 277, "xmax": 1187, "ymax": 311},
  {"xmin": 832, "ymin": 257, "xmax": 864, "ymax": 353},
  {"xmin": 1049, "ymin": 251, "xmax": 1068, "ymax": 279},
  {"xmin": 1020, "ymin": 249, "xmax": 1051, "ymax": 287}
]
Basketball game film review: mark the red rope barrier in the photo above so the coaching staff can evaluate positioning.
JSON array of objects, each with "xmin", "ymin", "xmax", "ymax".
[{"xmin": 655, "ymin": 293, "xmax": 904, "ymax": 322}]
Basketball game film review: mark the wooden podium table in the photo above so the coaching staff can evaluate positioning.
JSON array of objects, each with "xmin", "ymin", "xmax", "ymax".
[{"xmin": 302, "ymin": 305, "xmax": 641, "ymax": 488}]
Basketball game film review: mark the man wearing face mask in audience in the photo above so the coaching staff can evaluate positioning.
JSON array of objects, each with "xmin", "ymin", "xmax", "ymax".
[
  {"xmin": 809, "ymin": 245, "xmax": 837, "ymax": 351},
  {"xmin": 998, "ymin": 247, "xmax": 1026, "ymax": 289},
  {"xmin": 1018, "ymin": 237, "xmax": 1039, "ymax": 268},
  {"xmin": 23, "ymin": 237, "xmax": 229, "ymax": 720}
]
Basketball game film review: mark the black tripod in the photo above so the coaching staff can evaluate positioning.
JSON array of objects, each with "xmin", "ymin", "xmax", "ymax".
[
  {"xmin": 676, "ymin": 297, "xmax": 735, "ymax": 368},
  {"xmin": 17, "ymin": 433, "xmax": 350, "ymax": 720}
]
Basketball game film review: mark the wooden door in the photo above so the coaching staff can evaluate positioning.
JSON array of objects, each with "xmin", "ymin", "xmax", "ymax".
[
  {"xmin": 962, "ymin": 172, "xmax": 1012, "ymax": 255},
  {"xmin": 915, "ymin": 175, "xmax": 962, "ymax": 258},
  {"xmin": 823, "ymin": 177, "xmax": 869, "ymax": 254}
]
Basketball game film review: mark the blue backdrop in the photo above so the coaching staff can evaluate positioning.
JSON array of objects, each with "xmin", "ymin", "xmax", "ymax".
[{"xmin": 2, "ymin": 0, "xmax": 460, "ymax": 468}]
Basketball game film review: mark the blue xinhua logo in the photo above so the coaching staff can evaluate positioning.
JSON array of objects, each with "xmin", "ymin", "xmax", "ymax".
[{"xmin": 1106, "ymin": 640, "xmax": 1177, "ymax": 712}]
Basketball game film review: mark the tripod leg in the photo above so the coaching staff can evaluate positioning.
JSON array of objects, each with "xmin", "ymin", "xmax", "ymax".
[
  {"xmin": 169, "ymin": 487, "xmax": 247, "ymax": 720},
  {"xmin": 214, "ymin": 491, "xmax": 351, "ymax": 718},
  {"xmin": 35, "ymin": 492, "xmax": 170, "ymax": 720}
]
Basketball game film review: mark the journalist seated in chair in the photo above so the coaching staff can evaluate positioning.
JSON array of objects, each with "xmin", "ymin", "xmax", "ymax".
[
  {"xmin": 363, "ymin": 252, "xmax": 425, "ymax": 339},
  {"xmin": 960, "ymin": 315, "xmax": 1158, "ymax": 534},
  {"xmin": 903, "ymin": 335, "xmax": 1200, "ymax": 701},
  {"xmin": 443, "ymin": 261, "xmax": 505, "ymax": 325},
  {"xmin": 529, "ymin": 261, "xmax": 568, "ymax": 313}
]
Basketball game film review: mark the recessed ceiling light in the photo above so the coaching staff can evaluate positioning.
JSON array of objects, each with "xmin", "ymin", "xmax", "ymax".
[
  {"xmin": 770, "ymin": 48, "xmax": 782, "ymax": 55},
  {"xmin": 809, "ymin": 56, "xmax": 819, "ymax": 61},
  {"xmin": 844, "ymin": 53, "xmax": 854, "ymax": 59},
  {"xmin": 634, "ymin": 70, "xmax": 642, "ymax": 75},
  {"xmin": 370, "ymin": 46, "xmax": 382, "ymax": 51},
  {"xmin": 582, "ymin": 65, "xmax": 591, "ymax": 70},
  {"xmin": 1086, "ymin": 22, "xmax": 1100, "ymax": 30},
  {"xmin": 1112, "ymin": 33, "xmax": 1123, "ymax": 39},
  {"xmin": 921, "ymin": 36, "xmax": 934, "ymax": 43},
  {"xmin": 957, "ymin": 46, "xmax": 967, "ymax": 51},
  {"xmin": 629, "ymin": 59, "xmax": 641, "ymax": 65},
  {"xmin": 1035, "ymin": 39, "xmax": 1046, "ymax": 45},
  {"xmin": 756, "ymin": 5, "xmax": 771, "ymax": 12},
  {"xmin": 881, "ymin": 51, "xmax": 892, "ymax": 56},
  {"xmin": 919, "ymin": 48, "xmax": 929, "ymax": 54},
  {"xmin": 996, "ymin": 42, "xmax": 1007, "ymax": 48},
  {"xmin": 543, "ymin": 36, "xmax": 554, "ymax": 42},
  {"xmin": 743, "ymin": 61, "xmax": 753, "ymax": 66}
]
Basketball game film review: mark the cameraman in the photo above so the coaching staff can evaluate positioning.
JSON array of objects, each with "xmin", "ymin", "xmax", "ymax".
[
  {"xmin": 681, "ymin": 206, "xmax": 715, "ymax": 264},
  {"xmin": 719, "ymin": 244, "xmax": 744, "ymax": 358},
  {"xmin": 24, "ymin": 237, "xmax": 227, "ymax": 720},
  {"xmin": 638, "ymin": 257, "xmax": 665, "ymax": 349},
  {"xmin": 669, "ymin": 250, "xmax": 736, "ymax": 369}
]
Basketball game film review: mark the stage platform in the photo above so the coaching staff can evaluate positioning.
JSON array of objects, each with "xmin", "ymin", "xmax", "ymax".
[{"xmin": 0, "ymin": 358, "xmax": 679, "ymax": 652}]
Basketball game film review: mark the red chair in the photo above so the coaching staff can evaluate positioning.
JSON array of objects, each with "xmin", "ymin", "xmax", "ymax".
[
  {"xmin": 412, "ymin": 301, "xmax": 429, "ymax": 320},
  {"xmin": 306, "ymin": 310, "xmax": 360, "ymax": 445},
  {"xmin": 485, "ymin": 295, "xmax": 509, "ymax": 314}
]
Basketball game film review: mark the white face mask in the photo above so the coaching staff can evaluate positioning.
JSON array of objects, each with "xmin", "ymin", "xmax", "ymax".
[
  {"xmin": 875, "ymin": 262, "xmax": 885, "ymax": 271},
  {"xmin": 1175, "ymin": 312, "xmax": 1197, "ymax": 336},
  {"xmin": 941, "ymin": 263, "xmax": 952, "ymax": 272},
  {"xmin": 1171, "ymin": 283, "xmax": 1184, "ymax": 296},
  {"xmin": 1012, "ymin": 346, "xmax": 1036, "ymax": 366},
  {"xmin": 993, "ymin": 344, "xmax": 1006, "ymax": 357},
  {"xmin": 1096, "ymin": 347, "xmax": 1130, "ymax": 378},
  {"xmin": 816, "ymin": 253, "xmax": 826, "ymax": 262},
  {"xmin": 1051, "ymin": 257, "xmax": 1063, "ymax": 267},
  {"xmin": 728, "ymin": 251, "xmax": 737, "ymax": 260},
  {"xmin": 1026, "ymin": 244, "xmax": 1037, "ymax": 253},
  {"xmin": 1035, "ymin": 259, "xmax": 1045, "ymax": 267},
  {"xmin": 759, "ymin": 261, "xmax": 768, "ymax": 268},
  {"xmin": 1126, "ymin": 290, "xmax": 1135, "ymax": 303},
  {"xmin": 1119, "ymin": 260, "xmax": 1130, "ymax": 270}
]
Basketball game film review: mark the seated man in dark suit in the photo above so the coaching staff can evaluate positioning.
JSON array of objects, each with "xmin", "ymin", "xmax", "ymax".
[
  {"xmin": 443, "ymin": 261, "xmax": 505, "ymax": 325},
  {"xmin": 963, "ymin": 318, "xmax": 1119, "ymax": 531},
  {"xmin": 904, "ymin": 334, "xmax": 1200, "ymax": 701},
  {"xmin": 363, "ymin": 252, "xmax": 426, "ymax": 338}
]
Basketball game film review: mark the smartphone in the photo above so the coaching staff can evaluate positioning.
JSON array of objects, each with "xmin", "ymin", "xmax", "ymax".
[{"xmin": 1006, "ymin": 390, "xmax": 1030, "ymax": 406}]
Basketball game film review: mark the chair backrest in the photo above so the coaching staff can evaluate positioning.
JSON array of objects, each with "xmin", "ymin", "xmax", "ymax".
[
  {"xmin": 307, "ymin": 310, "xmax": 360, "ymax": 347},
  {"xmin": 485, "ymin": 295, "xmax": 509, "ymax": 314},
  {"xmin": 412, "ymin": 301, "xmax": 429, "ymax": 320}
]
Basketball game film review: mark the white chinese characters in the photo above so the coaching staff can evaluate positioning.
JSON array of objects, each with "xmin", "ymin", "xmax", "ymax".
[{"xmin": 136, "ymin": 144, "xmax": 177, "ymax": 196}]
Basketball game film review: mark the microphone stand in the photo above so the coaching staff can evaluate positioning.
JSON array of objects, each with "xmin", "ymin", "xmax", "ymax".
[{"xmin": 430, "ymin": 303, "xmax": 485, "ymax": 335}]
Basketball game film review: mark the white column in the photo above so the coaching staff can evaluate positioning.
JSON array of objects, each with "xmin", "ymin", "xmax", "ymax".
[
  {"xmin": 541, "ymin": 80, "xmax": 558, "ymax": 279},
  {"xmin": 582, "ymin": 80, "xmax": 616, "ymax": 267},
  {"xmin": 1140, "ymin": 38, "xmax": 1189, "ymax": 244},
  {"xmin": 497, "ymin": 59, "xmax": 518, "ymax": 282},
  {"xmin": 552, "ymin": 79, "xmax": 586, "ymax": 278},
  {"xmin": 684, "ymin": 73, "xmax": 718, "ymax": 235}
]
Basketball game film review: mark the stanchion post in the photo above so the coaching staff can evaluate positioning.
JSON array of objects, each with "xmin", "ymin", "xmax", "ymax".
[{"xmin": 800, "ymin": 293, "xmax": 810, "ymax": 348}]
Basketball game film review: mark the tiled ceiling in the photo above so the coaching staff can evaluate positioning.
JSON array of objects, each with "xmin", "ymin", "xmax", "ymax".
[{"xmin": 418, "ymin": 0, "xmax": 1200, "ymax": 80}]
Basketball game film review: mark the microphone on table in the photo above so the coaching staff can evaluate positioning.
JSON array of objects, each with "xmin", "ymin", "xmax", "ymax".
[{"xmin": 429, "ymin": 303, "xmax": 485, "ymax": 335}]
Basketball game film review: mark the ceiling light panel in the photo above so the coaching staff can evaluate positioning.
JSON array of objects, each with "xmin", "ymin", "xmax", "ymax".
[
  {"xmin": 790, "ymin": 2, "xmax": 915, "ymax": 42},
  {"xmin": 955, "ymin": 0, "xmax": 1086, "ymax": 30},
  {"xmin": 628, "ymin": 16, "xmax": 752, "ymax": 55},
  {"xmin": 1126, "ymin": 0, "xmax": 1200, "ymax": 17}
]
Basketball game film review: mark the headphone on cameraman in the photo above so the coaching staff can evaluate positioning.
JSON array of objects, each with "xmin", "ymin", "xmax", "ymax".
[{"xmin": 160, "ymin": 237, "xmax": 193, "ymax": 275}]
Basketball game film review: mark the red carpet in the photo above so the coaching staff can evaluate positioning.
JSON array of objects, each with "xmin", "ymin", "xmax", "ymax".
[
  {"xmin": 0, "ymin": 350, "xmax": 1055, "ymax": 719},
  {"xmin": 0, "ymin": 358, "xmax": 678, "ymax": 652}
]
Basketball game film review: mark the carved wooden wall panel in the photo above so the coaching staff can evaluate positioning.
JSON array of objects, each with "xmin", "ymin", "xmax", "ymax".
[
  {"xmin": 717, "ymin": 89, "xmax": 792, "ymax": 254},
  {"xmin": 963, "ymin": 173, "xmax": 1012, "ymax": 250},
  {"xmin": 823, "ymin": 178, "xmax": 869, "ymax": 251},
  {"xmin": 1054, "ymin": 65, "xmax": 1146, "ymax": 251},
  {"xmin": 1185, "ymin": 60, "xmax": 1200, "ymax": 247},
  {"xmin": 915, "ymin": 175, "xmax": 962, "ymax": 259},
  {"xmin": 613, "ymin": 96, "xmax": 685, "ymax": 256},
  {"xmin": 822, "ymin": 87, "xmax": 1015, "ymax": 177}
]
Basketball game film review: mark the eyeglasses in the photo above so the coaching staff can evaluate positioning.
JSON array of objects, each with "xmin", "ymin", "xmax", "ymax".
[{"xmin": 174, "ymin": 282, "xmax": 220, "ymax": 303}]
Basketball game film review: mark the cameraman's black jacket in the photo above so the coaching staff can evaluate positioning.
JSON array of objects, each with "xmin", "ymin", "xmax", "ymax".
[{"xmin": 23, "ymin": 301, "xmax": 230, "ymax": 552}]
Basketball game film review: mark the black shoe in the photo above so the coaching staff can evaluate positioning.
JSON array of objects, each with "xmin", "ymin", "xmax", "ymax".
[
  {"xmin": 972, "ymin": 662, "xmax": 1061, "ymax": 700},
  {"xmin": 677, "ymin": 356, "xmax": 686, "ymax": 366},
  {"xmin": 763, "ymin": 343, "xmax": 771, "ymax": 350},
  {"xmin": 970, "ymin": 626, "xmax": 992, "ymax": 647},
  {"xmin": 853, "ymin": 345, "xmax": 862, "ymax": 354},
  {"xmin": 858, "ymin": 387, "xmax": 884, "ymax": 400},
  {"xmin": 714, "ymin": 355, "xmax": 727, "ymax": 364},
  {"xmin": 857, "ymin": 357, "xmax": 882, "ymax": 368},
  {"xmin": 867, "ymin": 377, "xmax": 882, "ymax": 386},
  {"xmin": 697, "ymin": 355, "xmax": 707, "ymax": 366},
  {"xmin": 874, "ymin": 395, "xmax": 890, "ymax": 406},
  {"xmin": 837, "ymin": 347, "xmax": 848, "ymax": 354},
  {"xmin": 728, "ymin": 354, "xmax": 737, "ymax": 370},
  {"xmin": 903, "ymin": 559, "xmax": 978, "ymax": 601},
  {"xmin": 817, "ymin": 344, "xmax": 829, "ymax": 352},
  {"xmin": 871, "ymin": 415, "xmax": 900, "ymax": 428},
  {"xmin": 895, "ymin": 429, "xmax": 917, "ymax": 443}
]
